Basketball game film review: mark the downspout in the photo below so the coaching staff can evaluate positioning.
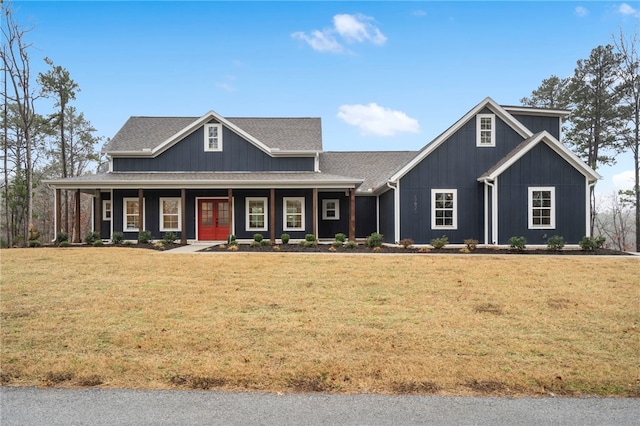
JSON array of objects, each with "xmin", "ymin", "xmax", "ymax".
[
  {"xmin": 587, "ymin": 179, "xmax": 596, "ymax": 237},
  {"xmin": 485, "ymin": 179, "xmax": 497, "ymax": 245},
  {"xmin": 387, "ymin": 181, "xmax": 399, "ymax": 243}
]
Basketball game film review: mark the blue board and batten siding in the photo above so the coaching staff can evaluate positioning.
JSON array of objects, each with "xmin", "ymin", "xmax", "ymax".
[
  {"xmin": 511, "ymin": 114, "xmax": 561, "ymax": 140},
  {"xmin": 398, "ymin": 111, "xmax": 527, "ymax": 244},
  {"xmin": 113, "ymin": 126, "xmax": 315, "ymax": 172},
  {"xmin": 497, "ymin": 142, "xmax": 586, "ymax": 244}
]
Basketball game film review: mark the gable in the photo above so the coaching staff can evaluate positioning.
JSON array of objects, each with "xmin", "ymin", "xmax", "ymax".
[
  {"xmin": 389, "ymin": 97, "xmax": 533, "ymax": 183},
  {"xmin": 104, "ymin": 113, "xmax": 322, "ymax": 157}
]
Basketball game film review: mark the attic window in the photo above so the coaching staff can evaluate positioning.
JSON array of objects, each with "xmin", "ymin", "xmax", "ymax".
[
  {"xmin": 476, "ymin": 114, "xmax": 495, "ymax": 147},
  {"xmin": 204, "ymin": 124, "xmax": 223, "ymax": 152}
]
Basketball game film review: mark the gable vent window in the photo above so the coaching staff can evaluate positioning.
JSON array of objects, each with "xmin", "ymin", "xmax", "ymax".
[
  {"xmin": 204, "ymin": 124, "xmax": 223, "ymax": 152},
  {"xmin": 476, "ymin": 114, "xmax": 495, "ymax": 147}
]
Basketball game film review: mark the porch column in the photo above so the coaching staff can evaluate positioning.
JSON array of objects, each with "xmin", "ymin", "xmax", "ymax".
[
  {"xmin": 55, "ymin": 188, "xmax": 61, "ymax": 236},
  {"xmin": 138, "ymin": 188, "xmax": 144, "ymax": 237},
  {"xmin": 227, "ymin": 188, "xmax": 233, "ymax": 241},
  {"xmin": 349, "ymin": 188, "xmax": 356, "ymax": 242},
  {"xmin": 181, "ymin": 189, "xmax": 187, "ymax": 245},
  {"xmin": 270, "ymin": 188, "xmax": 276, "ymax": 244},
  {"xmin": 95, "ymin": 190, "xmax": 102, "ymax": 238},
  {"xmin": 75, "ymin": 189, "xmax": 81, "ymax": 243},
  {"xmin": 312, "ymin": 188, "xmax": 318, "ymax": 238}
]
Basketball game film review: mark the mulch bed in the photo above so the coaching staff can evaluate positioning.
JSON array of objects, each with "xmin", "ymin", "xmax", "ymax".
[{"xmin": 198, "ymin": 244, "xmax": 631, "ymax": 255}]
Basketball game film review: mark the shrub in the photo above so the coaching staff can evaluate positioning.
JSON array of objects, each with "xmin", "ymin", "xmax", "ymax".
[
  {"xmin": 464, "ymin": 239, "xmax": 479, "ymax": 251},
  {"xmin": 123, "ymin": 240, "xmax": 133, "ymax": 246},
  {"xmin": 430, "ymin": 235, "xmax": 448, "ymax": 249},
  {"xmin": 162, "ymin": 231, "xmax": 178, "ymax": 244},
  {"xmin": 138, "ymin": 230, "xmax": 153, "ymax": 244},
  {"xmin": 112, "ymin": 232, "xmax": 124, "ymax": 245},
  {"xmin": 305, "ymin": 234, "xmax": 316, "ymax": 243},
  {"xmin": 253, "ymin": 233, "xmax": 264, "ymax": 243},
  {"xmin": 28, "ymin": 240, "xmax": 41, "ymax": 248},
  {"xmin": 261, "ymin": 239, "xmax": 271, "ymax": 246},
  {"xmin": 399, "ymin": 238, "xmax": 413, "ymax": 249},
  {"xmin": 546, "ymin": 235, "xmax": 565, "ymax": 251},
  {"xmin": 227, "ymin": 234, "xmax": 237, "ymax": 246},
  {"xmin": 280, "ymin": 233, "xmax": 290, "ymax": 245},
  {"xmin": 344, "ymin": 241, "xmax": 357, "ymax": 249},
  {"xmin": 58, "ymin": 241, "xmax": 71, "ymax": 248},
  {"xmin": 55, "ymin": 231, "xmax": 69, "ymax": 245},
  {"xmin": 334, "ymin": 233, "xmax": 347, "ymax": 243},
  {"xmin": 84, "ymin": 231, "xmax": 100, "ymax": 244},
  {"xmin": 579, "ymin": 236, "xmax": 606, "ymax": 251},
  {"xmin": 93, "ymin": 240, "xmax": 104, "ymax": 247},
  {"xmin": 366, "ymin": 232, "xmax": 383, "ymax": 248},
  {"xmin": 331, "ymin": 240, "xmax": 343, "ymax": 248},
  {"xmin": 508, "ymin": 236, "xmax": 526, "ymax": 251}
]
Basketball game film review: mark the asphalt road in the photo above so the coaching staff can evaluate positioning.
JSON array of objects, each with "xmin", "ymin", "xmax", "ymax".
[{"xmin": 2, "ymin": 387, "xmax": 639, "ymax": 425}]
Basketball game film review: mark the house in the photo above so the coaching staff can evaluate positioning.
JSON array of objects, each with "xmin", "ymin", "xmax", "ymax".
[{"xmin": 45, "ymin": 97, "xmax": 601, "ymax": 246}]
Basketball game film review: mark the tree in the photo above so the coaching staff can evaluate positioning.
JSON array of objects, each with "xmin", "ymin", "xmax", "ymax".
[
  {"xmin": 595, "ymin": 192, "xmax": 635, "ymax": 251},
  {"xmin": 527, "ymin": 46, "xmax": 628, "ymax": 235},
  {"xmin": 1, "ymin": 0, "xmax": 39, "ymax": 246},
  {"xmin": 38, "ymin": 58, "xmax": 79, "ymax": 234},
  {"xmin": 520, "ymin": 75, "xmax": 569, "ymax": 109},
  {"xmin": 613, "ymin": 29, "xmax": 640, "ymax": 252}
]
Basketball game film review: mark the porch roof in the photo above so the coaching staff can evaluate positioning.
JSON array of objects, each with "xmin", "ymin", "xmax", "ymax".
[{"xmin": 44, "ymin": 171, "xmax": 363, "ymax": 191}]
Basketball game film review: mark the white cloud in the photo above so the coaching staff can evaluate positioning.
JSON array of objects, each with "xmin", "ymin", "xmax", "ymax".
[
  {"xmin": 612, "ymin": 170, "xmax": 635, "ymax": 190},
  {"xmin": 337, "ymin": 103, "xmax": 420, "ymax": 137},
  {"xmin": 333, "ymin": 14, "xmax": 387, "ymax": 45},
  {"xmin": 618, "ymin": 3, "xmax": 640, "ymax": 18},
  {"xmin": 291, "ymin": 30, "xmax": 344, "ymax": 53},
  {"xmin": 292, "ymin": 13, "xmax": 386, "ymax": 53},
  {"xmin": 575, "ymin": 6, "xmax": 589, "ymax": 17}
]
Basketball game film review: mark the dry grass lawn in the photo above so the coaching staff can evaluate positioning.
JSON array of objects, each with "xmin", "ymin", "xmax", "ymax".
[{"xmin": 1, "ymin": 248, "xmax": 638, "ymax": 396}]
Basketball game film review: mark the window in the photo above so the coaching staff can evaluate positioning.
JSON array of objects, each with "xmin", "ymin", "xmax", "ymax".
[
  {"xmin": 246, "ymin": 197, "xmax": 268, "ymax": 231},
  {"xmin": 204, "ymin": 123, "xmax": 222, "ymax": 152},
  {"xmin": 123, "ymin": 198, "xmax": 145, "ymax": 231},
  {"xmin": 284, "ymin": 197, "xmax": 305, "ymax": 231},
  {"xmin": 529, "ymin": 187, "xmax": 555, "ymax": 229},
  {"xmin": 476, "ymin": 114, "xmax": 495, "ymax": 147},
  {"xmin": 431, "ymin": 189, "xmax": 457, "ymax": 229},
  {"xmin": 102, "ymin": 200, "xmax": 111, "ymax": 221},
  {"xmin": 322, "ymin": 199, "xmax": 340, "ymax": 220},
  {"xmin": 160, "ymin": 198, "xmax": 181, "ymax": 231}
]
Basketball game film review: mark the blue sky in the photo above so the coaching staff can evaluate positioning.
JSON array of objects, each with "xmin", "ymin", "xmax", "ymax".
[{"xmin": 12, "ymin": 1, "xmax": 640, "ymax": 196}]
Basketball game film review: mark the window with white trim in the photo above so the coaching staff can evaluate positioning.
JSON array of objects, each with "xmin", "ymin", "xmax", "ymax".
[
  {"xmin": 431, "ymin": 189, "xmax": 457, "ymax": 229},
  {"xmin": 322, "ymin": 199, "xmax": 340, "ymax": 220},
  {"xmin": 476, "ymin": 114, "xmax": 495, "ymax": 147},
  {"xmin": 102, "ymin": 200, "xmax": 111, "ymax": 221},
  {"xmin": 160, "ymin": 197, "xmax": 181, "ymax": 231},
  {"xmin": 204, "ymin": 123, "xmax": 223, "ymax": 152},
  {"xmin": 284, "ymin": 197, "xmax": 305, "ymax": 231},
  {"xmin": 528, "ymin": 187, "xmax": 555, "ymax": 229},
  {"xmin": 246, "ymin": 197, "xmax": 268, "ymax": 231},
  {"xmin": 123, "ymin": 198, "xmax": 145, "ymax": 231}
]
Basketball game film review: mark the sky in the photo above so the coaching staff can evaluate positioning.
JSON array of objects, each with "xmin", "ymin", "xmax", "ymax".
[{"xmin": 9, "ymin": 1, "xmax": 640, "ymax": 196}]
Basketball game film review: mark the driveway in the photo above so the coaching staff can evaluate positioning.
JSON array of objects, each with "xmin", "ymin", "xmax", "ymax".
[{"xmin": 2, "ymin": 387, "xmax": 639, "ymax": 425}]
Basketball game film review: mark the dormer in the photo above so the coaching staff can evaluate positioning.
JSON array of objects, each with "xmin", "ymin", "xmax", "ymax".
[{"xmin": 503, "ymin": 106, "xmax": 570, "ymax": 141}]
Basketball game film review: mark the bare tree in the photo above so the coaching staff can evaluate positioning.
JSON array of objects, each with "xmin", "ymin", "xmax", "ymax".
[
  {"xmin": 1, "ymin": 0, "xmax": 39, "ymax": 246},
  {"xmin": 613, "ymin": 28, "xmax": 640, "ymax": 252},
  {"xmin": 595, "ymin": 192, "xmax": 635, "ymax": 251}
]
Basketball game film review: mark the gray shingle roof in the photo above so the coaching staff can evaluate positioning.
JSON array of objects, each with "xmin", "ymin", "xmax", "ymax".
[
  {"xmin": 104, "ymin": 116, "xmax": 322, "ymax": 153},
  {"xmin": 320, "ymin": 151, "xmax": 418, "ymax": 193}
]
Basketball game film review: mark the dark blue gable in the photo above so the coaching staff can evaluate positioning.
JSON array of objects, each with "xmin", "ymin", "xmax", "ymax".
[
  {"xmin": 113, "ymin": 125, "xmax": 315, "ymax": 172},
  {"xmin": 398, "ymin": 111, "xmax": 526, "ymax": 243},
  {"xmin": 497, "ymin": 142, "xmax": 586, "ymax": 244}
]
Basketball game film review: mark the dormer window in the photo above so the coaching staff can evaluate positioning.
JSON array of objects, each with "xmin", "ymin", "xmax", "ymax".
[
  {"xmin": 204, "ymin": 124, "xmax": 223, "ymax": 152},
  {"xmin": 476, "ymin": 114, "xmax": 495, "ymax": 147}
]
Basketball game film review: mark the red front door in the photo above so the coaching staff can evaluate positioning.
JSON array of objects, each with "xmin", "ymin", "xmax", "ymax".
[{"xmin": 198, "ymin": 199, "xmax": 229, "ymax": 240}]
